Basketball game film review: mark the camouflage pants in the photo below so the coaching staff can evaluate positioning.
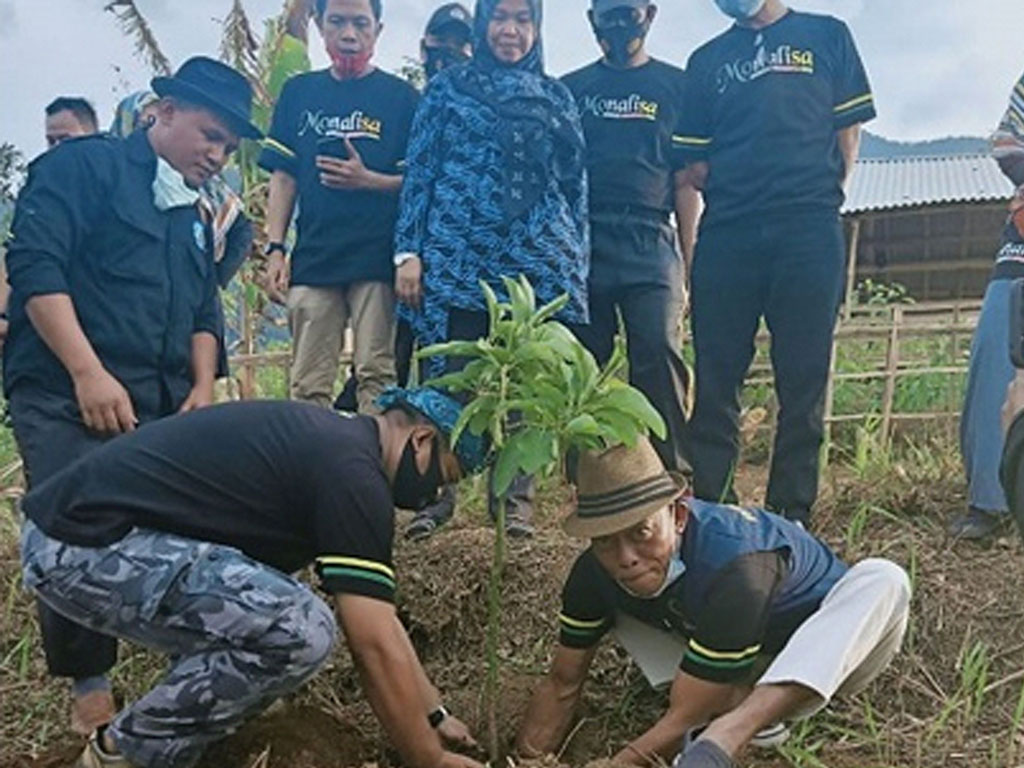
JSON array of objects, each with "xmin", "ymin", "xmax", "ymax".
[{"xmin": 20, "ymin": 519, "xmax": 337, "ymax": 768}]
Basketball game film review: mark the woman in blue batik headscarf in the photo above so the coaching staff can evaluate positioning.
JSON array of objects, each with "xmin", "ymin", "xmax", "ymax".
[{"xmin": 393, "ymin": 0, "xmax": 589, "ymax": 538}]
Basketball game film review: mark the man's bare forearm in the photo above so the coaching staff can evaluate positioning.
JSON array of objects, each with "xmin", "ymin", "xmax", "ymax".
[
  {"xmin": 517, "ymin": 676, "xmax": 583, "ymax": 757},
  {"xmin": 367, "ymin": 171, "xmax": 403, "ymax": 194},
  {"xmin": 674, "ymin": 175, "xmax": 703, "ymax": 274},
  {"xmin": 190, "ymin": 332, "xmax": 218, "ymax": 386},
  {"xmin": 266, "ymin": 171, "xmax": 298, "ymax": 243},
  {"xmin": 339, "ymin": 599, "xmax": 446, "ymax": 768},
  {"xmin": 838, "ymin": 124, "xmax": 863, "ymax": 187},
  {"xmin": 26, "ymin": 294, "xmax": 104, "ymax": 379}
]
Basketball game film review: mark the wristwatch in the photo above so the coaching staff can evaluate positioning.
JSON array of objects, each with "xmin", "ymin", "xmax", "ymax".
[
  {"xmin": 427, "ymin": 704, "xmax": 450, "ymax": 729},
  {"xmin": 264, "ymin": 241, "xmax": 288, "ymax": 258}
]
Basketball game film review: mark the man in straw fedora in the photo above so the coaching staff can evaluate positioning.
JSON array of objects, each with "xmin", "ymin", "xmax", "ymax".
[{"xmin": 517, "ymin": 437, "xmax": 910, "ymax": 768}]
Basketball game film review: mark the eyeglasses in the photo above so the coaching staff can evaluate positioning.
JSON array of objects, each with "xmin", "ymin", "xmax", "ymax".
[{"xmin": 594, "ymin": 6, "xmax": 646, "ymax": 29}]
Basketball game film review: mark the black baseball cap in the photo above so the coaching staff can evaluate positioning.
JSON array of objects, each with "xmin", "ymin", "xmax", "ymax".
[
  {"xmin": 592, "ymin": 0, "xmax": 649, "ymax": 14},
  {"xmin": 426, "ymin": 3, "xmax": 473, "ymax": 37}
]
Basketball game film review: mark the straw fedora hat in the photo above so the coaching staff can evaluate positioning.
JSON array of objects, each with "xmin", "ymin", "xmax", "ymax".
[{"xmin": 563, "ymin": 436, "xmax": 688, "ymax": 539}]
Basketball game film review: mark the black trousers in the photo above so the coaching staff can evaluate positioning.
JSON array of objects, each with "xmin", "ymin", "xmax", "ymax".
[
  {"xmin": 8, "ymin": 387, "xmax": 118, "ymax": 679},
  {"xmin": 573, "ymin": 215, "xmax": 691, "ymax": 474},
  {"xmin": 446, "ymin": 308, "xmax": 535, "ymax": 521},
  {"xmin": 688, "ymin": 211, "xmax": 845, "ymax": 521}
]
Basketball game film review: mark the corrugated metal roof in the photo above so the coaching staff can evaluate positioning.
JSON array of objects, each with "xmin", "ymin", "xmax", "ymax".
[{"xmin": 842, "ymin": 154, "xmax": 1015, "ymax": 215}]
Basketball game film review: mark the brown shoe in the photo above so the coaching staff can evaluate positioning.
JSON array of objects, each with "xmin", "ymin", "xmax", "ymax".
[
  {"xmin": 73, "ymin": 731, "xmax": 134, "ymax": 767},
  {"xmin": 71, "ymin": 690, "xmax": 116, "ymax": 736}
]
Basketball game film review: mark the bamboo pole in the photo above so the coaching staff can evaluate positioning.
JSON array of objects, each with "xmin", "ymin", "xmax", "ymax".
[
  {"xmin": 822, "ymin": 336, "xmax": 839, "ymax": 470},
  {"xmin": 880, "ymin": 306, "xmax": 903, "ymax": 441},
  {"xmin": 844, "ymin": 218, "xmax": 861, "ymax": 322}
]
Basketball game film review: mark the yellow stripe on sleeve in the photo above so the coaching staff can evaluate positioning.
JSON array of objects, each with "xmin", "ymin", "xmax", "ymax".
[
  {"xmin": 559, "ymin": 613, "xmax": 607, "ymax": 630},
  {"xmin": 688, "ymin": 638, "xmax": 761, "ymax": 661},
  {"xmin": 316, "ymin": 556, "xmax": 396, "ymax": 580},
  {"xmin": 834, "ymin": 93, "xmax": 874, "ymax": 114}
]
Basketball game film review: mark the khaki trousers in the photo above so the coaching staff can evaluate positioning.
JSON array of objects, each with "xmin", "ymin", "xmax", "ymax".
[{"xmin": 287, "ymin": 283, "xmax": 396, "ymax": 413}]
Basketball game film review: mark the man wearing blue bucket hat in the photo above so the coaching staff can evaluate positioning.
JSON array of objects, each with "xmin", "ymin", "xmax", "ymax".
[
  {"xmin": 5, "ymin": 55, "xmax": 260, "ymax": 736},
  {"xmin": 17, "ymin": 391, "xmax": 485, "ymax": 768}
]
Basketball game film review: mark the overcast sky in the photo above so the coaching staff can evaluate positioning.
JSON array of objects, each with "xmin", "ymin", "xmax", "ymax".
[{"xmin": 1, "ymin": 0, "xmax": 1023, "ymax": 160}]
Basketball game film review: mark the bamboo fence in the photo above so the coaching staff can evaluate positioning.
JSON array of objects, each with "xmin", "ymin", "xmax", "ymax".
[{"xmin": 228, "ymin": 299, "xmax": 985, "ymax": 445}]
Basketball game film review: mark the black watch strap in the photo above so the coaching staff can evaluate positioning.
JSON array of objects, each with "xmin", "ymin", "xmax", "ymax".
[
  {"xmin": 428, "ymin": 704, "xmax": 450, "ymax": 729},
  {"xmin": 265, "ymin": 241, "xmax": 287, "ymax": 257}
]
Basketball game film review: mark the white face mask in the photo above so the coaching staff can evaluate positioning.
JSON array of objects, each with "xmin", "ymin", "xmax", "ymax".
[
  {"xmin": 714, "ymin": 0, "xmax": 767, "ymax": 20},
  {"xmin": 152, "ymin": 156, "xmax": 200, "ymax": 211},
  {"xmin": 618, "ymin": 536, "xmax": 686, "ymax": 599}
]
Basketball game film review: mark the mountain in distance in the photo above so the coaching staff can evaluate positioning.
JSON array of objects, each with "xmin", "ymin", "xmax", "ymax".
[{"xmin": 859, "ymin": 131, "xmax": 989, "ymax": 159}]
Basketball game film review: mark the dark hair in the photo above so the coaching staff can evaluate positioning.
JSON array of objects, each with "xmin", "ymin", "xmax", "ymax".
[
  {"xmin": 45, "ymin": 97, "xmax": 98, "ymax": 132},
  {"xmin": 315, "ymin": 0, "xmax": 382, "ymax": 20}
]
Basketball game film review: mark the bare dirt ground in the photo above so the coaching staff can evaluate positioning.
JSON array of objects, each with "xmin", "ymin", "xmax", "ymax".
[{"xmin": 3, "ymin": 444, "xmax": 1024, "ymax": 768}]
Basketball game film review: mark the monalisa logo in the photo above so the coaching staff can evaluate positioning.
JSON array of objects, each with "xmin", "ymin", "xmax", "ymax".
[
  {"xmin": 298, "ymin": 109, "xmax": 383, "ymax": 140},
  {"xmin": 581, "ymin": 93, "xmax": 659, "ymax": 122},
  {"xmin": 715, "ymin": 44, "xmax": 815, "ymax": 94}
]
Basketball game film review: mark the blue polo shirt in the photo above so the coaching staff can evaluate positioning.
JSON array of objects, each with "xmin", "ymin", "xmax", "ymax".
[
  {"xmin": 677, "ymin": 11, "xmax": 876, "ymax": 229},
  {"xmin": 558, "ymin": 499, "xmax": 848, "ymax": 684},
  {"xmin": 3, "ymin": 131, "xmax": 221, "ymax": 420}
]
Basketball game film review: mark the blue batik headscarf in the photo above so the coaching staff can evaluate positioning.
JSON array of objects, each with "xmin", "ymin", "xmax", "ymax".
[{"xmin": 450, "ymin": 0, "xmax": 585, "ymax": 222}]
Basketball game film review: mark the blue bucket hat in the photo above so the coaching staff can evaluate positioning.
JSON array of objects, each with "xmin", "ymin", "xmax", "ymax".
[{"xmin": 377, "ymin": 387, "xmax": 488, "ymax": 474}]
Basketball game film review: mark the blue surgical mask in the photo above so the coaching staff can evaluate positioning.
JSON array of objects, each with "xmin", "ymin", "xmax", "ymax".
[
  {"xmin": 152, "ymin": 157, "xmax": 200, "ymax": 212},
  {"xmin": 714, "ymin": 0, "xmax": 766, "ymax": 20}
]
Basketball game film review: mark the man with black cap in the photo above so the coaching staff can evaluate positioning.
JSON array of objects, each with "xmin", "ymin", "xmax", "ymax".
[
  {"xmin": 678, "ymin": 0, "xmax": 874, "ymax": 526},
  {"xmin": 517, "ymin": 437, "xmax": 909, "ymax": 768},
  {"xmin": 421, "ymin": 2, "xmax": 473, "ymax": 80},
  {"xmin": 4, "ymin": 56, "xmax": 259, "ymax": 736},
  {"xmin": 19, "ymin": 389, "xmax": 486, "ymax": 768},
  {"xmin": 562, "ymin": 0, "xmax": 694, "ymax": 476}
]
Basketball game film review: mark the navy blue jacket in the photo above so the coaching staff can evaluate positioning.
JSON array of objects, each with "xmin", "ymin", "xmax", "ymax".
[{"xmin": 3, "ymin": 131, "xmax": 221, "ymax": 420}]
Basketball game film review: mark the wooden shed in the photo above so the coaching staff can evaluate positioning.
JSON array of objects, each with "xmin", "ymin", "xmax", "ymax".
[{"xmin": 842, "ymin": 154, "xmax": 1016, "ymax": 308}]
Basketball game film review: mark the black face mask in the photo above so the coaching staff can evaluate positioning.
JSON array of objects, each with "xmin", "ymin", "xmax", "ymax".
[
  {"xmin": 393, "ymin": 435, "xmax": 444, "ymax": 511},
  {"xmin": 424, "ymin": 46, "xmax": 470, "ymax": 79},
  {"xmin": 594, "ymin": 20, "xmax": 650, "ymax": 66}
]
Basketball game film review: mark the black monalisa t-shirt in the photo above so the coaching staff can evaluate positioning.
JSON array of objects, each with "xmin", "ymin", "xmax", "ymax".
[{"xmin": 259, "ymin": 68, "xmax": 419, "ymax": 286}]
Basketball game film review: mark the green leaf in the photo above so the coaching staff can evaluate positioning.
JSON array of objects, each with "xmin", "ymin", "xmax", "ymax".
[
  {"xmin": 566, "ymin": 413, "xmax": 602, "ymax": 438},
  {"xmin": 596, "ymin": 386, "xmax": 667, "ymax": 440},
  {"xmin": 533, "ymin": 293, "xmax": 570, "ymax": 326},
  {"xmin": 417, "ymin": 340, "xmax": 489, "ymax": 361}
]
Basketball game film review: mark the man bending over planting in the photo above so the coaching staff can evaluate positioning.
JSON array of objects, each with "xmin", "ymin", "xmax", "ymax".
[
  {"xmin": 517, "ymin": 437, "xmax": 910, "ymax": 768},
  {"xmin": 18, "ymin": 390, "xmax": 485, "ymax": 768}
]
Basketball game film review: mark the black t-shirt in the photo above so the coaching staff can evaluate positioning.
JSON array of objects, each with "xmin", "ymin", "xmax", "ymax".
[
  {"xmin": 22, "ymin": 401, "xmax": 398, "ymax": 602},
  {"xmin": 563, "ymin": 58, "xmax": 688, "ymax": 215},
  {"xmin": 259, "ymin": 68, "xmax": 419, "ymax": 287},
  {"xmin": 678, "ymin": 11, "xmax": 876, "ymax": 228}
]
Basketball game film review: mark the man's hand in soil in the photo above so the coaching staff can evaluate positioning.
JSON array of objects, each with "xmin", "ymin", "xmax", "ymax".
[
  {"xmin": 437, "ymin": 714, "xmax": 479, "ymax": 753},
  {"xmin": 317, "ymin": 138, "xmax": 376, "ymax": 191},
  {"xmin": 73, "ymin": 365, "xmax": 138, "ymax": 434}
]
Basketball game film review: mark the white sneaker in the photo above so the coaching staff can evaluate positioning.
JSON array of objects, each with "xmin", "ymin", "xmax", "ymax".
[{"xmin": 749, "ymin": 721, "xmax": 791, "ymax": 749}]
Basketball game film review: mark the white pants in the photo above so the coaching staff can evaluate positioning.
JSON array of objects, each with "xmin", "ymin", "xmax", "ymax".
[{"xmin": 615, "ymin": 558, "xmax": 911, "ymax": 716}]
